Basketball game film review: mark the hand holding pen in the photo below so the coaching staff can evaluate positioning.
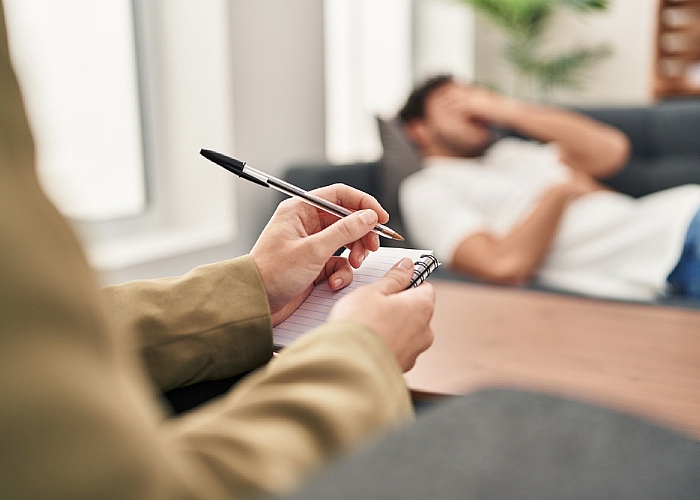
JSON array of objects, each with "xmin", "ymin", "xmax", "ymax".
[
  {"xmin": 200, "ymin": 149, "xmax": 404, "ymax": 241},
  {"xmin": 247, "ymin": 182, "xmax": 393, "ymax": 324}
]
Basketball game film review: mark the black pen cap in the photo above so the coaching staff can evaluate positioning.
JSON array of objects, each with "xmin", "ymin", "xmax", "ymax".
[{"xmin": 200, "ymin": 149, "xmax": 268, "ymax": 187}]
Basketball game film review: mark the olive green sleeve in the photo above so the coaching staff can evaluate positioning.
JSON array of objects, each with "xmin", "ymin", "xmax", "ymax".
[
  {"xmin": 101, "ymin": 256, "xmax": 274, "ymax": 392},
  {"xmin": 162, "ymin": 321, "xmax": 414, "ymax": 498}
]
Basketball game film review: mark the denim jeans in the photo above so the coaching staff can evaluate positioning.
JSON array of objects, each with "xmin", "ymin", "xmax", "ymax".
[{"xmin": 667, "ymin": 208, "xmax": 700, "ymax": 298}]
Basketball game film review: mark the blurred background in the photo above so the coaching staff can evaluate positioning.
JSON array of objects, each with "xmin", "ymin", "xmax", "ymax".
[{"xmin": 3, "ymin": 0, "xmax": 695, "ymax": 285}]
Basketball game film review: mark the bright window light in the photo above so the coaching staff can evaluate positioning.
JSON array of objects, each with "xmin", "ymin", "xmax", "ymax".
[
  {"xmin": 324, "ymin": 0, "xmax": 413, "ymax": 162},
  {"xmin": 323, "ymin": 0, "xmax": 475, "ymax": 163},
  {"xmin": 5, "ymin": 0, "xmax": 145, "ymax": 221},
  {"xmin": 4, "ymin": 1, "xmax": 238, "ymax": 273}
]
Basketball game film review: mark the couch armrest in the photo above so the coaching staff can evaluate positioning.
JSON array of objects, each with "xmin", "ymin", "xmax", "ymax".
[
  {"xmin": 282, "ymin": 160, "xmax": 408, "ymax": 247},
  {"xmin": 284, "ymin": 161, "xmax": 381, "ymax": 199}
]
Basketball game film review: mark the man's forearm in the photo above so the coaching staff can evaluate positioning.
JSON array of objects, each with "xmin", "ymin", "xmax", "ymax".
[
  {"xmin": 501, "ymin": 101, "xmax": 630, "ymax": 178},
  {"xmin": 499, "ymin": 184, "xmax": 578, "ymax": 279},
  {"xmin": 453, "ymin": 184, "xmax": 576, "ymax": 284}
]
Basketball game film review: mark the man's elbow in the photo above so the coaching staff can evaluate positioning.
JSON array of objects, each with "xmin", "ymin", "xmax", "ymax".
[
  {"xmin": 454, "ymin": 254, "xmax": 534, "ymax": 286},
  {"xmin": 602, "ymin": 130, "xmax": 632, "ymax": 178},
  {"xmin": 487, "ymin": 259, "xmax": 533, "ymax": 285}
]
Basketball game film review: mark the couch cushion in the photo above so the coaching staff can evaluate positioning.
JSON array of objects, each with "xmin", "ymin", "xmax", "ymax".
[
  {"xmin": 579, "ymin": 101, "xmax": 700, "ymax": 159},
  {"xmin": 651, "ymin": 100, "xmax": 700, "ymax": 156},
  {"xmin": 284, "ymin": 161, "xmax": 380, "ymax": 199},
  {"xmin": 289, "ymin": 388, "xmax": 700, "ymax": 500},
  {"xmin": 376, "ymin": 116, "xmax": 422, "ymax": 222},
  {"xmin": 603, "ymin": 155, "xmax": 700, "ymax": 198}
]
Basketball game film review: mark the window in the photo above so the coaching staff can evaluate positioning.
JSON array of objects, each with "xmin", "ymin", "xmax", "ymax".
[
  {"xmin": 324, "ymin": 0, "xmax": 475, "ymax": 163},
  {"xmin": 5, "ymin": 0, "xmax": 238, "ymax": 271},
  {"xmin": 324, "ymin": 0, "xmax": 413, "ymax": 163},
  {"xmin": 5, "ymin": 0, "xmax": 145, "ymax": 221}
]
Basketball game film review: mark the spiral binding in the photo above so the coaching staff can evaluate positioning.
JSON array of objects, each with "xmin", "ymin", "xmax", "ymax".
[{"xmin": 408, "ymin": 254, "xmax": 441, "ymax": 288}]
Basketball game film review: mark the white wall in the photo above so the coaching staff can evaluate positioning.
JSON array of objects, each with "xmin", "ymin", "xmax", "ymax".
[
  {"xmin": 227, "ymin": 0, "xmax": 326, "ymax": 245},
  {"xmin": 474, "ymin": 0, "xmax": 659, "ymax": 105}
]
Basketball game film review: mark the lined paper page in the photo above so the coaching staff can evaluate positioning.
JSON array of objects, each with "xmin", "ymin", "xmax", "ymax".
[{"xmin": 273, "ymin": 247, "xmax": 430, "ymax": 348}]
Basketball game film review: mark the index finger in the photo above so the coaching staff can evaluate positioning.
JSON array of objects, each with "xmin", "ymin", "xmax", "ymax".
[{"xmin": 310, "ymin": 183, "xmax": 390, "ymax": 224}]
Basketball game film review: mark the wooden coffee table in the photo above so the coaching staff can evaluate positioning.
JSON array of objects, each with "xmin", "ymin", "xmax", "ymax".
[{"xmin": 405, "ymin": 279, "xmax": 700, "ymax": 439}]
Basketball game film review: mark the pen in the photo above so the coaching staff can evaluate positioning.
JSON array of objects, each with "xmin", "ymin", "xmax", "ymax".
[{"xmin": 200, "ymin": 149, "xmax": 404, "ymax": 241}]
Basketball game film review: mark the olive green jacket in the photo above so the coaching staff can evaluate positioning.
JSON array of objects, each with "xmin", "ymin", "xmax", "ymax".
[{"xmin": 0, "ymin": 3, "xmax": 412, "ymax": 498}]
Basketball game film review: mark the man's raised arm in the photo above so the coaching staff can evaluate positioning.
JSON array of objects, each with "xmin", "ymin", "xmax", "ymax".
[{"xmin": 453, "ymin": 85, "xmax": 631, "ymax": 178}]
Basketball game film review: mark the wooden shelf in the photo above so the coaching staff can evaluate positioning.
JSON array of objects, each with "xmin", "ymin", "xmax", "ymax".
[{"xmin": 654, "ymin": 0, "xmax": 700, "ymax": 99}]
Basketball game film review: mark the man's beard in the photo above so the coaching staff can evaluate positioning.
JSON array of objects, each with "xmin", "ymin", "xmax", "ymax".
[{"xmin": 450, "ymin": 128, "xmax": 498, "ymax": 158}]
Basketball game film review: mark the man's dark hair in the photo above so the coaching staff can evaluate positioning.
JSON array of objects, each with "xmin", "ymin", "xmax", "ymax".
[{"xmin": 398, "ymin": 74, "xmax": 454, "ymax": 123}]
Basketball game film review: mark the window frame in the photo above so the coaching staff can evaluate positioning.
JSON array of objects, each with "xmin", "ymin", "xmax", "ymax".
[
  {"xmin": 73, "ymin": 0, "xmax": 239, "ymax": 271},
  {"xmin": 7, "ymin": 0, "xmax": 239, "ymax": 272}
]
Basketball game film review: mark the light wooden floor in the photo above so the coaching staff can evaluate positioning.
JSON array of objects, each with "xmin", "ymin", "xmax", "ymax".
[{"xmin": 405, "ymin": 279, "xmax": 700, "ymax": 439}]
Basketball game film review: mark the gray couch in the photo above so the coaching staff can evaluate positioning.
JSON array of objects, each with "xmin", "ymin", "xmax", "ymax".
[
  {"xmin": 284, "ymin": 388, "xmax": 700, "ymax": 500},
  {"xmin": 283, "ymin": 100, "xmax": 700, "ymax": 307}
]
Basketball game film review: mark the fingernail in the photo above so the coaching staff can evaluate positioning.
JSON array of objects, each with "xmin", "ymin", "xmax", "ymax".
[
  {"xmin": 332, "ymin": 277, "xmax": 343, "ymax": 289},
  {"xmin": 357, "ymin": 253, "xmax": 365, "ymax": 265},
  {"xmin": 359, "ymin": 210, "xmax": 377, "ymax": 225},
  {"xmin": 398, "ymin": 257, "xmax": 413, "ymax": 270}
]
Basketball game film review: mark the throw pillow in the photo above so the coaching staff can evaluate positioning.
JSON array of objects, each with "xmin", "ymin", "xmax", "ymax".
[{"xmin": 376, "ymin": 116, "xmax": 422, "ymax": 222}]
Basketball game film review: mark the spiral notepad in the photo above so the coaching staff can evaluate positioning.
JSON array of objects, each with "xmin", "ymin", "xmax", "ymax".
[{"xmin": 272, "ymin": 247, "xmax": 440, "ymax": 349}]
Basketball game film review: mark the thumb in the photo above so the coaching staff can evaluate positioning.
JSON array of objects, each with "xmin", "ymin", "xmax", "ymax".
[
  {"xmin": 311, "ymin": 209, "xmax": 378, "ymax": 255},
  {"xmin": 373, "ymin": 257, "xmax": 415, "ymax": 295}
]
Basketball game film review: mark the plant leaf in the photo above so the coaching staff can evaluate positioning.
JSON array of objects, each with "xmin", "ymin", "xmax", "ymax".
[
  {"xmin": 454, "ymin": 0, "xmax": 553, "ymax": 38},
  {"xmin": 506, "ymin": 43, "xmax": 612, "ymax": 90},
  {"xmin": 556, "ymin": 0, "xmax": 610, "ymax": 11}
]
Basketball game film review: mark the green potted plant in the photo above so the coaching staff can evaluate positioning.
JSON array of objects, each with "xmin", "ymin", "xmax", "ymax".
[{"xmin": 455, "ymin": 0, "xmax": 613, "ymax": 99}]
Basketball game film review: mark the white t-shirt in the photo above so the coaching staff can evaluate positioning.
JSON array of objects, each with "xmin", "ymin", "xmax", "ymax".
[{"xmin": 400, "ymin": 138, "xmax": 700, "ymax": 301}]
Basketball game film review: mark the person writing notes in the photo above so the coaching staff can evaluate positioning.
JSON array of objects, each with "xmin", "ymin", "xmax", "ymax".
[{"xmin": 0, "ymin": 4, "xmax": 435, "ymax": 498}]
